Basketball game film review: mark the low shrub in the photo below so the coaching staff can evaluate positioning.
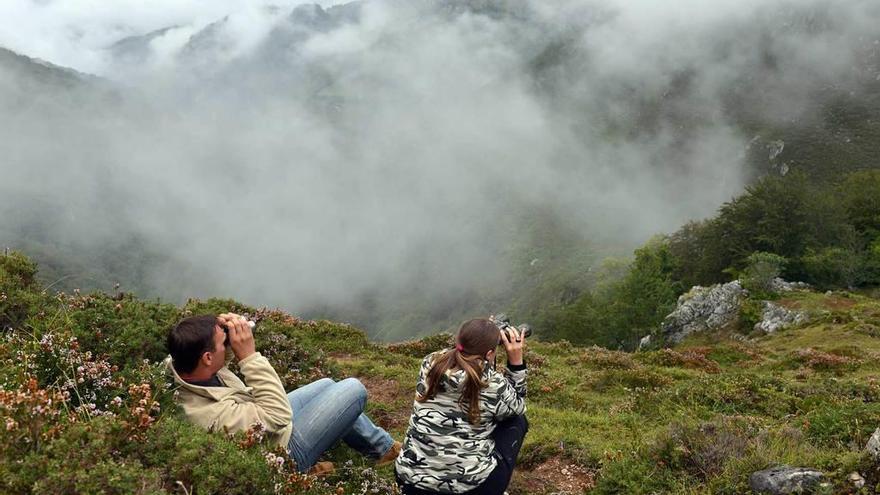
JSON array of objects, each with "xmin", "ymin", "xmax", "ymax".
[
  {"xmin": 386, "ymin": 332, "xmax": 454, "ymax": 358},
  {"xmin": 650, "ymin": 417, "xmax": 756, "ymax": 480},
  {"xmin": 739, "ymin": 252, "xmax": 787, "ymax": 297},
  {"xmin": 738, "ymin": 298, "xmax": 765, "ymax": 334},
  {"xmin": 789, "ymin": 348, "xmax": 861, "ymax": 373},
  {"xmin": 589, "ymin": 368, "xmax": 674, "ymax": 392},
  {"xmin": 705, "ymin": 343, "xmax": 763, "ymax": 366},
  {"xmin": 637, "ymin": 348, "xmax": 721, "ymax": 373},
  {"xmin": 592, "ymin": 452, "xmax": 679, "ymax": 494},
  {"xmin": 254, "ymin": 331, "xmax": 337, "ymax": 390},
  {"xmin": 52, "ymin": 291, "xmax": 180, "ymax": 370},
  {"xmin": 577, "ymin": 346, "xmax": 636, "ymax": 370}
]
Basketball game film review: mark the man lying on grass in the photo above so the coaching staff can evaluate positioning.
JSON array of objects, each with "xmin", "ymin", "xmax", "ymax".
[{"xmin": 165, "ymin": 313, "xmax": 401, "ymax": 474}]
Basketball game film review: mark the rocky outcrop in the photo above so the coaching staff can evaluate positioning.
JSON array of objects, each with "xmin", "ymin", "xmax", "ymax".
[
  {"xmin": 754, "ymin": 301, "xmax": 808, "ymax": 334},
  {"xmin": 653, "ymin": 278, "xmax": 813, "ymax": 345},
  {"xmin": 659, "ymin": 281, "xmax": 746, "ymax": 344},
  {"xmin": 771, "ymin": 278, "xmax": 811, "ymax": 292},
  {"xmin": 748, "ymin": 466, "xmax": 825, "ymax": 494},
  {"xmin": 866, "ymin": 428, "xmax": 880, "ymax": 460}
]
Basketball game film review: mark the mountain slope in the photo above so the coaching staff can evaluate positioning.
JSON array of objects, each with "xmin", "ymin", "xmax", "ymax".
[{"xmin": 5, "ymin": 251, "xmax": 880, "ymax": 493}]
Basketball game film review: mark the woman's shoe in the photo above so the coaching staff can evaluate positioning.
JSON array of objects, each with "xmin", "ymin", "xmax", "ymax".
[{"xmin": 376, "ymin": 441, "xmax": 402, "ymax": 466}]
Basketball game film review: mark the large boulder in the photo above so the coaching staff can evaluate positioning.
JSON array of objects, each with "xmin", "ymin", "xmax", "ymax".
[
  {"xmin": 866, "ymin": 428, "xmax": 880, "ymax": 460},
  {"xmin": 754, "ymin": 301, "xmax": 809, "ymax": 334},
  {"xmin": 659, "ymin": 281, "xmax": 746, "ymax": 344},
  {"xmin": 748, "ymin": 466, "xmax": 825, "ymax": 494}
]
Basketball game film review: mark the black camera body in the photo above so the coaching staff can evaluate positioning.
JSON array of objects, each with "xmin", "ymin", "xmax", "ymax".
[{"xmin": 492, "ymin": 313, "xmax": 532, "ymax": 345}]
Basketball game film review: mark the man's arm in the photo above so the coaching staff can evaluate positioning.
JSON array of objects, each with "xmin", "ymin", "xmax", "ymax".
[
  {"xmin": 220, "ymin": 315, "xmax": 292, "ymax": 431},
  {"xmin": 232, "ymin": 353, "xmax": 292, "ymax": 431}
]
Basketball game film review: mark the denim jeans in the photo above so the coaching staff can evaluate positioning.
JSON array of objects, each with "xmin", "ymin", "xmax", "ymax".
[{"xmin": 286, "ymin": 377, "xmax": 394, "ymax": 472}]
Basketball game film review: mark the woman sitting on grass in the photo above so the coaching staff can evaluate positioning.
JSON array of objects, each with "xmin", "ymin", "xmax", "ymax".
[{"xmin": 395, "ymin": 318, "xmax": 528, "ymax": 495}]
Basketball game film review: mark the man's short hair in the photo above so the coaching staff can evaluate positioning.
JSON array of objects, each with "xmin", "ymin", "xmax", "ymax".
[{"xmin": 167, "ymin": 315, "xmax": 218, "ymax": 374}]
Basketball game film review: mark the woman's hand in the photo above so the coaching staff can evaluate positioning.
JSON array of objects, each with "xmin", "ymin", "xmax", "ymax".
[{"xmin": 500, "ymin": 327, "xmax": 525, "ymax": 366}]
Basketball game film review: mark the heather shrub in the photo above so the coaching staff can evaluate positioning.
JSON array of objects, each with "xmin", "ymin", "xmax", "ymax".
[
  {"xmin": 788, "ymin": 348, "xmax": 861, "ymax": 373},
  {"xmin": 577, "ymin": 346, "xmax": 636, "ymax": 370},
  {"xmin": 386, "ymin": 332, "xmax": 454, "ymax": 357},
  {"xmin": 589, "ymin": 368, "xmax": 674, "ymax": 392},
  {"xmin": 637, "ymin": 348, "xmax": 721, "ymax": 373},
  {"xmin": 255, "ymin": 330, "xmax": 337, "ymax": 390},
  {"xmin": 704, "ymin": 343, "xmax": 762, "ymax": 366},
  {"xmin": 52, "ymin": 291, "xmax": 180, "ymax": 370},
  {"xmin": 296, "ymin": 320, "xmax": 373, "ymax": 354},
  {"xmin": 649, "ymin": 418, "xmax": 755, "ymax": 480}
]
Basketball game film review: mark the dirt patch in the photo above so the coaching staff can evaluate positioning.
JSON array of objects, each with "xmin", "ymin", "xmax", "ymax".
[
  {"xmin": 775, "ymin": 298, "xmax": 802, "ymax": 310},
  {"xmin": 360, "ymin": 376, "xmax": 410, "ymax": 430},
  {"xmin": 822, "ymin": 295, "xmax": 856, "ymax": 311},
  {"xmin": 510, "ymin": 457, "xmax": 596, "ymax": 494},
  {"xmin": 360, "ymin": 376, "xmax": 404, "ymax": 406}
]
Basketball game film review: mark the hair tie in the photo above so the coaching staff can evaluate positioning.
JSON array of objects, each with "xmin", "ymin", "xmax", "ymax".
[{"xmin": 455, "ymin": 343, "xmax": 464, "ymax": 352}]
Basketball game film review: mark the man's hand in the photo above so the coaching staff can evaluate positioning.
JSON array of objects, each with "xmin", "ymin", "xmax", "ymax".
[
  {"xmin": 218, "ymin": 313, "xmax": 256, "ymax": 362},
  {"xmin": 500, "ymin": 327, "xmax": 525, "ymax": 366}
]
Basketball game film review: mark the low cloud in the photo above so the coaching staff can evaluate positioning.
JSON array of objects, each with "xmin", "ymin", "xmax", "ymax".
[{"xmin": 1, "ymin": 0, "xmax": 877, "ymax": 333}]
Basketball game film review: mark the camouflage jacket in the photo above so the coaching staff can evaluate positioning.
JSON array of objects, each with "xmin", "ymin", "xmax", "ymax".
[{"xmin": 395, "ymin": 350, "xmax": 527, "ymax": 493}]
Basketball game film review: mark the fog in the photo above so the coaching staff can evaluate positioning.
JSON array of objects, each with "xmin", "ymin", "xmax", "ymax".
[{"xmin": 1, "ymin": 0, "xmax": 878, "ymax": 335}]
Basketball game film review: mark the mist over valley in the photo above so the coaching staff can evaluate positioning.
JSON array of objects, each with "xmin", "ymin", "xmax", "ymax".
[{"xmin": 2, "ymin": 0, "xmax": 880, "ymax": 340}]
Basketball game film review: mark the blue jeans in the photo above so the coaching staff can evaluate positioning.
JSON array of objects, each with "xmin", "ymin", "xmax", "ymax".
[{"xmin": 287, "ymin": 377, "xmax": 394, "ymax": 472}]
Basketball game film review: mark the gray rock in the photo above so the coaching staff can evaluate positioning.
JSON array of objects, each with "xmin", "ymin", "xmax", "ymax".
[
  {"xmin": 866, "ymin": 427, "xmax": 880, "ymax": 460},
  {"xmin": 770, "ymin": 278, "xmax": 810, "ymax": 292},
  {"xmin": 754, "ymin": 301, "xmax": 808, "ymax": 334},
  {"xmin": 748, "ymin": 466, "xmax": 825, "ymax": 494},
  {"xmin": 659, "ymin": 281, "xmax": 746, "ymax": 344},
  {"xmin": 848, "ymin": 472, "xmax": 865, "ymax": 489},
  {"xmin": 638, "ymin": 334, "xmax": 651, "ymax": 350},
  {"xmin": 768, "ymin": 140, "xmax": 785, "ymax": 161}
]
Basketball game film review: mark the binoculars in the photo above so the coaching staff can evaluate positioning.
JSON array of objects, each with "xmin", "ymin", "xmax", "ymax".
[
  {"xmin": 492, "ymin": 313, "xmax": 532, "ymax": 345},
  {"xmin": 221, "ymin": 318, "xmax": 255, "ymax": 345}
]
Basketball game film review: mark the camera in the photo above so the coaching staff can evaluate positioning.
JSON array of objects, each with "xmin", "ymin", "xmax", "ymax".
[{"xmin": 491, "ymin": 313, "xmax": 532, "ymax": 345}]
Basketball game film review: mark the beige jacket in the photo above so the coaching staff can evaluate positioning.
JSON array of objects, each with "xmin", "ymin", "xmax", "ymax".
[{"xmin": 165, "ymin": 352, "xmax": 293, "ymax": 448}]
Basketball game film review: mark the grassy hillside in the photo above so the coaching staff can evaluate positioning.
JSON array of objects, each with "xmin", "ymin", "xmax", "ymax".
[{"xmin": 5, "ymin": 250, "xmax": 880, "ymax": 493}]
